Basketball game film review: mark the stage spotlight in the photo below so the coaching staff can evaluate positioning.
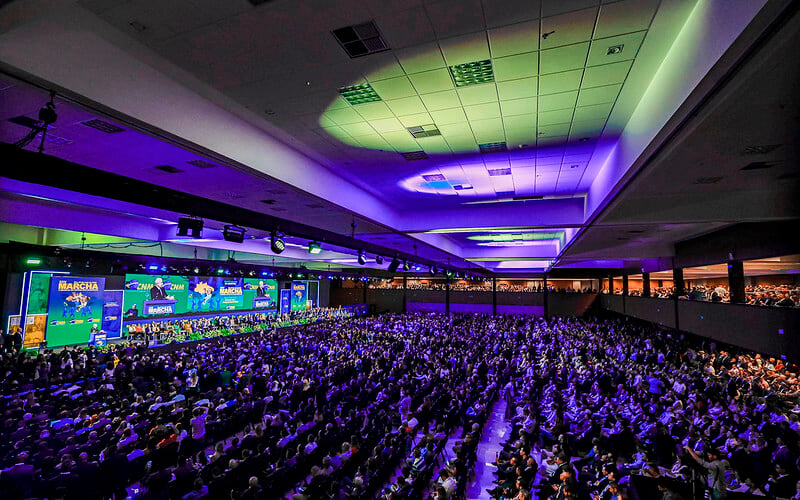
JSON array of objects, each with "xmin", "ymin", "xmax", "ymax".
[
  {"xmin": 403, "ymin": 261, "xmax": 410, "ymax": 271},
  {"xmin": 429, "ymin": 265, "xmax": 437, "ymax": 276},
  {"xmin": 177, "ymin": 217, "xmax": 203, "ymax": 238},
  {"xmin": 388, "ymin": 258, "xmax": 401, "ymax": 272},
  {"xmin": 357, "ymin": 251, "xmax": 367, "ymax": 265},
  {"xmin": 375, "ymin": 255, "xmax": 384, "ymax": 265},
  {"xmin": 222, "ymin": 225, "xmax": 246, "ymax": 243},
  {"xmin": 308, "ymin": 241, "xmax": 322, "ymax": 254},
  {"xmin": 270, "ymin": 232, "xmax": 285, "ymax": 254}
]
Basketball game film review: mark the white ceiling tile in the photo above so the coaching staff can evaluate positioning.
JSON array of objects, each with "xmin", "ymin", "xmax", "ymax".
[
  {"xmin": 493, "ymin": 52, "xmax": 539, "ymax": 81},
  {"xmin": 488, "ymin": 20, "xmax": 539, "ymax": 58},
  {"xmin": 541, "ymin": 7, "xmax": 598, "ymax": 49},
  {"xmin": 539, "ymin": 90, "xmax": 579, "ymax": 112},
  {"xmin": 464, "ymin": 101, "xmax": 501, "ymax": 121},
  {"xmin": 426, "ymin": 0, "xmax": 485, "ymax": 38},
  {"xmin": 385, "ymin": 96, "xmax": 428, "ymax": 115},
  {"xmin": 374, "ymin": 8, "xmax": 437, "ymax": 48},
  {"xmin": 576, "ymin": 83, "xmax": 621, "ymax": 106},
  {"xmin": 581, "ymin": 60, "xmax": 632, "ymax": 88},
  {"xmin": 500, "ymin": 96, "xmax": 538, "ymax": 116},
  {"xmin": 482, "ymin": 0, "xmax": 542, "ymax": 28},
  {"xmin": 594, "ymin": 0, "xmax": 659, "ymax": 39},
  {"xmin": 419, "ymin": 90, "xmax": 463, "ymax": 110},
  {"xmin": 539, "ymin": 42, "xmax": 590, "ymax": 75},
  {"xmin": 370, "ymin": 76, "xmax": 418, "ymax": 99},
  {"xmin": 407, "ymin": 68, "xmax": 455, "ymax": 94},
  {"xmin": 456, "ymin": 83, "xmax": 498, "ymax": 105},
  {"xmin": 496, "ymin": 77, "xmax": 538, "ymax": 100},
  {"xmin": 439, "ymin": 32, "xmax": 491, "ymax": 65},
  {"xmin": 541, "ymin": 0, "xmax": 599, "ymax": 18},
  {"xmin": 395, "ymin": 42, "xmax": 448, "ymax": 73},
  {"xmin": 538, "ymin": 69, "xmax": 583, "ymax": 94}
]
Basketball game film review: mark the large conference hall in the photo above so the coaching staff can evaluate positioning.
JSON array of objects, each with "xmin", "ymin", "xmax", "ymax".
[{"xmin": 0, "ymin": 1, "xmax": 799, "ymax": 499}]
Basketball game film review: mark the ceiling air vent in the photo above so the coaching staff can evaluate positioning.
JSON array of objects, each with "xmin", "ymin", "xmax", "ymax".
[
  {"xmin": 693, "ymin": 176, "xmax": 723, "ymax": 184},
  {"xmin": 401, "ymin": 151, "xmax": 429, "ymax": 161},
  {"xmin": 407, "ymin": 124, "xmax": 441, "ymax": 139},
  {"xmin": 187, "ymin": 159, "xmax": 219, "ymax": 169},
  {"xmin": 82, "ymin": 119, "xmax": 125, "ymax": 134},
  {"xmin": 152, "ymin": 165, "xmax": 183, "ymax": 174},
  {"xmin": 449, "ymin": 60, "xmax": 494, "ymax": 87},
  {"xmin": 260, "ymin": 199, "xmax": 277, "ymax": 205},
  {"xmin": 513, "ymin": 195, "xmax": 544, "ymax": 201},
  {"xmin": 339, "ymin": 83, "xmax": 381, "ymax": 105},
  {"xmin": 479, "ymin": 142, "xmax": 507, "ymax": 154},
  {"xmin": 741, "ymin": 144, "xmax": 781, "ymax": 155},
  {"xmin": 332, "ymin": 21, "xmax": 388, "ymax": 58},
  {"xmin": 422, "ymin": 174, "xmax": 446, "ymax": 182},
  {"xmin": 741, "ymin": 161, "xmax": 780, "ymax": 171},
  {"xmin": 488, "ymin": 168, "xmax": 511, "ymax": 176}
]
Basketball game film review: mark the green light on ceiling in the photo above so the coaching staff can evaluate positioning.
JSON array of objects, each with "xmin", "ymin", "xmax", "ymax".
[
  {"xmin": 338, "ymin": 83, "xmax": 382, "ymax": 105},
  {"xmin": 449, "ymin": 60, "xmax": 494, "ymax": 87},
  {"xmin": 467, "ymin": 231, "xmax": 563, "ymax": 242}
]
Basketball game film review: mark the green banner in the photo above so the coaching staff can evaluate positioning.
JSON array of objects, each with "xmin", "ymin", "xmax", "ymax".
[{"xmin": 46, "ymin": 276, "xmax": 105, "ymax": 347}]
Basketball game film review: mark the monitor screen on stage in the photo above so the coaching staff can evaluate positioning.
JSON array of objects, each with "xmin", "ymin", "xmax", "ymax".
[
  {"xmin": 45, "ymin": 276, "xmax": 106, "ymax": 347},
  {"xmin": 122, "ymin": 274, "xmax": 278, "ymax": 319}
]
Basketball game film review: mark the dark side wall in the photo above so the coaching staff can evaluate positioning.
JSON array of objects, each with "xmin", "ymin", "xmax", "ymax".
[{"xmin": 597, "ymin": 294, "xmax": 800, "ymax": 361}]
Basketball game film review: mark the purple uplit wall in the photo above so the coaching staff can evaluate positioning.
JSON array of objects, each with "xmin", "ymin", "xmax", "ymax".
[
  {"xmin": 496, "ymin": 305, "xmax": 543, "ymax": 316},
  {"xmin": 450, "ymin": 303, "xmax": 493, "ymax": 314},
  {"xmin": 406, "ymin": 302, "xmax": 446, "ymax": 313}
]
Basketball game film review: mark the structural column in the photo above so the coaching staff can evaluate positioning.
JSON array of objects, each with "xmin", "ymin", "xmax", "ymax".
[
  {"xmin": 673, "ymin": 268, "xmax": 685, "ymax": 297},
  {"xmin": 607, "ymin": 275, "xmax": 614, "ymax": 294},
  {"xmin": 728, "ymin": 260, "xmax": 746, "ymax": 304},
  {"xmin": 402, "ymin": 275, "xmax": 407, "ymax": 313},
  {"xmin": 622, "ymin": 275, "xmax": 629, "ymax": 296},
  {"xmin": 445, "ymin": 279, "xmax": 450, "ymax": 315},
  {"xmin": 642, "ymin": 272, "xmax": 651, "ymax": 297},
  {"xmin": 543, "ymin": 275, "xmax": 550, "ymax": 320},
  {"xmin": 362, "ymin": 280, "xmax": 367, "ymax": 304},
  {"xmin": 492, "ymin": 277, "xmax": 497, "ymax": 316}
]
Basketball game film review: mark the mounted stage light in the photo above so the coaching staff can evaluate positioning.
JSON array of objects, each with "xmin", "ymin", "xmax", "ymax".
[
  {"xmin": 429, "ymin": 265, "xmax": 437, "ymax": 276},
  {"xmin": 270, "ymin": 232, "xmax": 285, "ymax": 254},
  {"xmin": 357, "ymin": 251, "xmax": 367, "ymax": 265},
  {"xmin": 177, "ymin": 217, "xmax": 203, "ymax": 238},
  {"xmin": 375, "ymin": 255, "xmax": 384, "ymax": 265},
  {"xmin": 308, "ymin": 241, "xmax": 322, "ymax": 254},
  {"xmin": 222, "ymin": 225, "xmax": 246, "ymax": 243},
  {"xmin": 403, "ymin": 261, "xmax": 410, "ymax": 271},
  {"xmin": 388, "ymin": 257, "xmax": 401, "ymax": 272}
]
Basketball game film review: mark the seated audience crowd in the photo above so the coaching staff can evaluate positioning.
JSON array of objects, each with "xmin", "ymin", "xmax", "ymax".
[
  {"xmin": 0, "ymin": 312, "xmax": 515, "ymax": 499},
  {"xmin": 482, "ymin": 316, "xmax": 800, "ymax": 499},
  {"xmin": 4, "ymin": 312, "xmax": 800, "ymax": 499},
  {"xmin": 625, "ymin": 283, "xmax": 798, "ymax": 306}
]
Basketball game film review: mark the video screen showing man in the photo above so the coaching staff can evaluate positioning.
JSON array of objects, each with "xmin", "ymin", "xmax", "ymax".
[
  {"xmin": 150, "ymin": 277, "xmax": 174, "ymax": 301},
  {"xmin": 256, "ymin": 281, "xmax": 267, "ymax": 297},
  {"xmin": 125, "ymin": 303, "xmax": 139, "ymax": 318}
]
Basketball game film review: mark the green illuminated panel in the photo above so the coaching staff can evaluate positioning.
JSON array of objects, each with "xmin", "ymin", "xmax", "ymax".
[
  {"xmin": 449, "ymin": 60, "xmax": 495, "ymax": 87},
  {"xmin": 339, "ymin": 83, "xmax": 382, "ymax": 105}
]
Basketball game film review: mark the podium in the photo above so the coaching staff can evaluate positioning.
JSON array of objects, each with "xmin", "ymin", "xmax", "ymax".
[
  {"xmin": 142, "ymin": 300, "xmax": 178, "ymax": 316},
  {"xmin": 91, "ymin": 332, "xmax": 107, "ymax": 347},
  {"xmin": 253, "ymin": 296, "xmax": 273, "ymax": 309}
]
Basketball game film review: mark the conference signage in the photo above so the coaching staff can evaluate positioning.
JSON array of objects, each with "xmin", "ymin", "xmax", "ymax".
[
  {"xmin": 101, "ymin": 290, "xmax": 124, "ymax": 338},
  {"xmin": 290, "ymin": 281, "xmax": 309, "ymax": 311},
  {"xmin": 46, "ymin": 276, "xmax": 106, "ymax": 347}
]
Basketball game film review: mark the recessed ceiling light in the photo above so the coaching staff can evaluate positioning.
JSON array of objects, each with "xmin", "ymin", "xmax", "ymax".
[
  {"xmin": 407, "ymin": 124, "xmax": 441, "ymax": 139},
  {"xmin": 82, "ymin": 119, "xmax": 125, "ymax": 134},
  {"xmin": 607, "ymin": 44, "xmax": 624, "ymax": 55},
  {"xmin": 332, "ymin": 21, "xmax": 389, "ymax": 58},
  {"xmin": 400, "ymin": 151, "xmax": 429, "ymax": 161},
  {"xmin": 479, "ymin": 142, "xmax": 507, "ymax": 154},
  {"xmin": 449, "ymin": 60, "xmax": 494, "ymax": 87},
  {"xmin": 422, "ymin": 174, "xmax": 446, "ymax": 182},
  {"xmin": 339, "ymin": 83, "xmax": 381, "ymax": 105},
  {"xmin": 488, "ymin": 168, "xmax": 511, "ymax": 176}
]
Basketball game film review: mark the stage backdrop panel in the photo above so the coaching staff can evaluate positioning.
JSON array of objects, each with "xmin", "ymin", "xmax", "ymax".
[
  {"xmin": 46, "ymin": 276, "xmax": 105, "ymax": 347},
  {"xmin": 123, "ymin": 274, "xmax": 189, "ymax": 317},
  {"xmin": 291, "ymin": 281, "xmax": 308, "ymax": 311},
  {"xmin": 102, "ymin": 290, "xmax": 123, "ymax": 338},
  {"xmin": 242, "ymin": 278, "xmax": 278, "ymax": 311}
]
